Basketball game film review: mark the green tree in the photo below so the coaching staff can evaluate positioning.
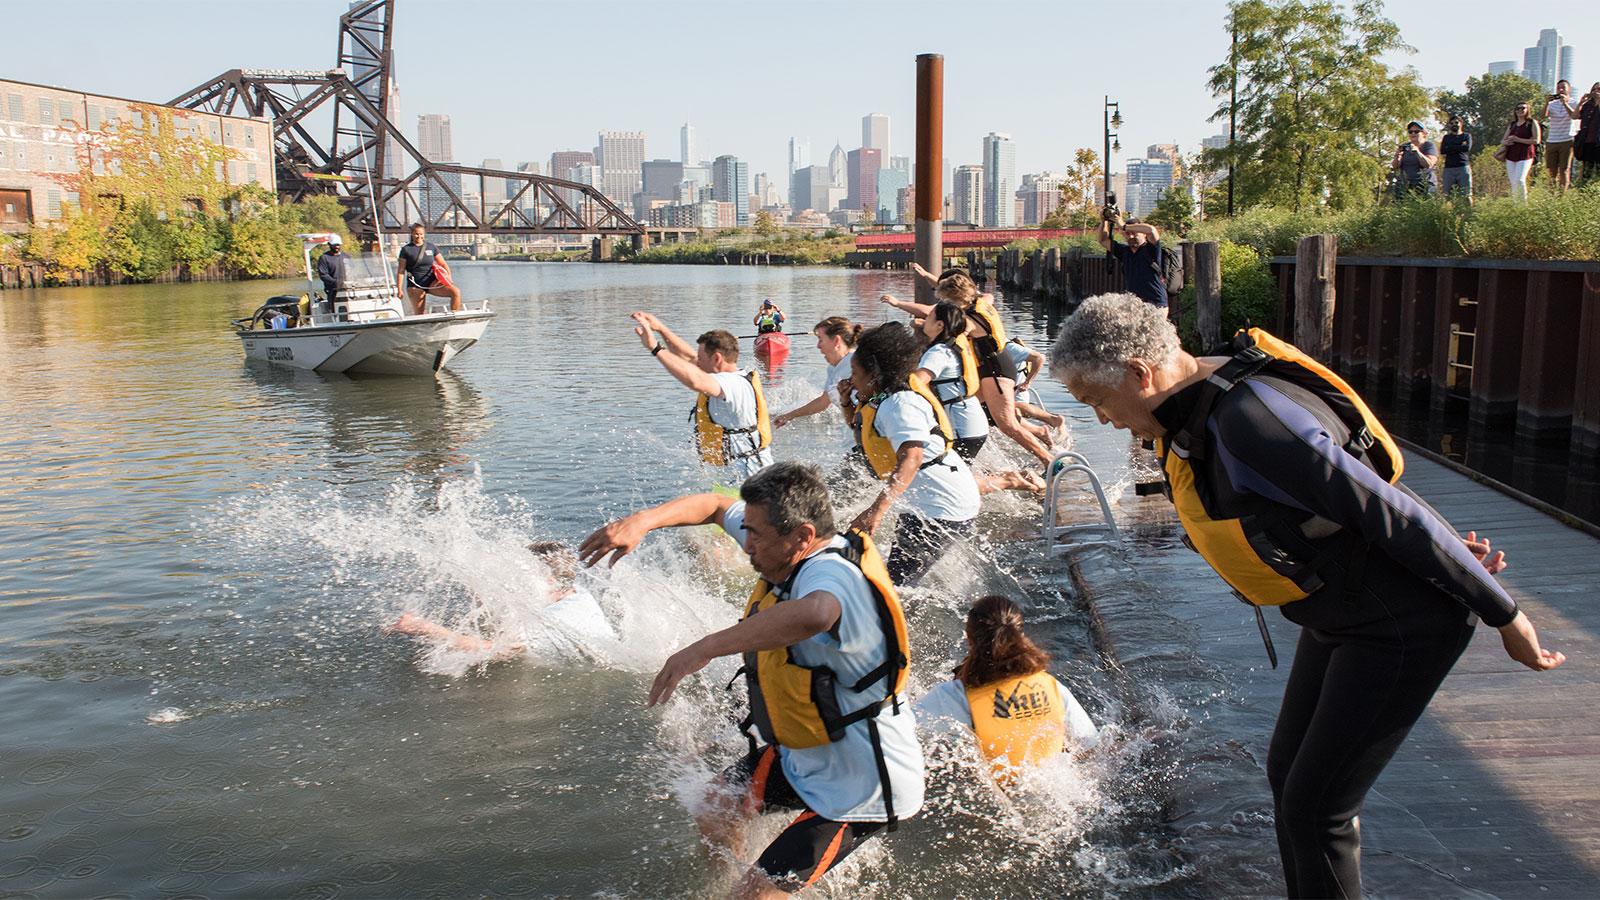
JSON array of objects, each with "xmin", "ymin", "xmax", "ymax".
[
  {"xmin": 1057, "ymin": 148, "xmax": 1104, "ymax": 216},
  {"xmin": 1148, "ymin": 181, "xmax": 1197, "ymax": 234},
  {"xmin": 1202, "ymin": 0, "xmax": 1431, "ymax": 212},
  {"xmin": 1436, "ymin": 72, "xmax": 1547, "ymax": 156},
  {"xmin": 753, "ymin": 208, "xmax": 778, "ymax": 236}
]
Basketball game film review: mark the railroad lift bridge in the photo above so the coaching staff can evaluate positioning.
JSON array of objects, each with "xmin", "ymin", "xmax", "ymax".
[{"xmin": 169, "ymin": 0, "xmax": 661, "ymax": 253}]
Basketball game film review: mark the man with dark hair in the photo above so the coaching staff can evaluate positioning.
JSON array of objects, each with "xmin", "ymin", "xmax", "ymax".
[
  {"xmin": 633, "ymin": 310, "xmax": 773, "ymax": 481},
  {"xmin": 1097, "ymin": 209, "xmax": 1166, "ymax": 308},
  {"xmin": 579, "ymin": 461, "xmax": 923, "ymax": 896}
]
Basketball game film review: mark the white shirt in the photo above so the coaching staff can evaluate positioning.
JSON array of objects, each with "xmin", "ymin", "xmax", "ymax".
[
  {"xmin": 825, "ymin": 352, "xmax": 856, "ymax": 410},
  {"xmin": 720, "ymin": 502, "xmax": 926, "ymax": 822},
  {"xmin": 1547, "ymin": 98, "xmax": 1575, "ymax": 143},
  {"xmin": 705, "ymin": 370, "xmax": 773, "ymax": 481},
  {"xmin": 519, "ymin": 590, "xmax": 617, "ymax": 658},
  {"xmin": 1000, "ymin": 340, "xmax": 1033, "ymax": 385},
  {"xmin": 917, "ymin": 343, "xmax": 988, "ymax": 440},
  {"xmin": 872, "ymin": 391, "xmax": 982, "ymax": 523},
  {"xmin": 915, "ymin": 676, "xmax": 1100, "ymax": 749}
]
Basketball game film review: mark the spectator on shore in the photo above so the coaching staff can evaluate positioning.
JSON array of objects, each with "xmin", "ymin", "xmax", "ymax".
[
  {"xmin": 1096, "ymin": 208, "xmax": 1166, "ymax": 308},
  {"xmin": 1438, "ymin": 116, "xmax": 1473, "ymax": 203},
  {"xmin": 1501, "ymin": 101, "xmax": 1541, "ymax": 201},
  {"xmin": 1544, "ymin": 80, "xmax": 1580, "ymax": 193},
  {"xmin": 1391, "ymin": 121, "xmax": 1437, "ymax": 197},
  {"xmin": 1576, "ymin": 82, "xmax": 1600, "ymax": 185}
]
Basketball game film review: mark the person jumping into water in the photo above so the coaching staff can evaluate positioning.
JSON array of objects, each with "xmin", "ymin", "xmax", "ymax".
[
  {"xmin": 633, "ymin": 310, "xmax": 774, "ymax": 483},
  {"xmin": 578, "ymin": 462, "xmax": 923, "ymax": 899},
  {"xmin": 753, "ymin": 299, "xmax": 786, "ymax": 334},
  {"xmin": 396, "ymin": 223, "xmax": 463, "ymax": 315},
  {"xmin": 1049, "ymin": 293, "xmax": 1564, "ymax": 898}
]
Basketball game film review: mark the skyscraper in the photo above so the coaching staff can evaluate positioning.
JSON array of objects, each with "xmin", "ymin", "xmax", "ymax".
[
  {"xmin": 680, "ymin": 123, "xmax": 695, "ymax": 165},
  {"xmin": 828, "ymin": 142, "xmax": 847, "ymax": 188},
  {"xmin": 787, "ymin": 137, "xmax": 811, "ymax": 207},
  {"xmin": 550, "ymin": 150, "xmax": 596, "ymax": 215},
  {"xmin": 951, "ymin": 165, "xmax": 983, "ymax": 225},
  {"xmin": 712, "ymin": 155, "xmax": 750, "ymax": 226},
  {"xmin": 875, "ymin": 167, "xmax": 909, "ymax": 223},
  {"xmin": 1018, "ymin": 172, "xmax": 1065, "ymax": 225},
  {"xmin": 1487, "ymin": 60, "xmax": 1519, "ymax": 76},
  {"xmin": 416, "ymin": 114, "xmax": 453, "ymax": 163},
  {"xmin": 862, "ymin": 113, "xmax": 889, "ymax": 155},
  {"xmin": 1520, "ymin": 28, "xmax": 1577, "ymax": 92},
  {"xmin": 640, "ymin": 159, "xmax": 686, "ymax": 218},
  {"xmin": 847, "ymin": 148, "xmax": 882, "ymax": 214},
  {"xmin": 981, "ymin": 133, "xmax": 1016, "ymax": 228},
  {"xmin": 597, "ymin": 131, "xmax": 646, "ymax": 209},
  {"xmin": 1124, "ymin": 158, "xmax": 1175, "ymax": 218},
  {"xmin": 791, "ymin": 165, "xmax": 833, "ymax": 213}
]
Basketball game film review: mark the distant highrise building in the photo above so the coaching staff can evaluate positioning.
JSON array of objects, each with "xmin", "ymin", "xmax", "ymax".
[
  {"xmin": 1124, "ymin": 158, "xmax": 1175, "ymax": 218},
  {"xmin": 640, "ymin": 159, "xmax": 685, "ymax": 218},
  {"xmin": 1520, "ymin": 28, "xmax": 1576, "ymax": 91},
  {"xmin": 875, "ymin": 167, "xmax": 909, "ymax": 223},
  {"xmin": 515, "ymin": 161, "xmax": 541, "ymax": 214},
  {"xmin": 1018, "ymin": 172, "xmax": 1065, "ymax": 225},
  {"xmin": 862, "ymin": 113, "xmax": 890, "ymax": 155},
  {"xmin": 1487, "ymin": 60, "xmax": 1519, "ymax": 76},
  {"xmin": 416, "ymin": 114, "xmax": 453, "ymax": 163},
  {"xmin": 952, "ymin": 165, "xmax": 983, "ymax": 224},
  {"xmin": 981, "ymin": 132, "xmax": 1016, "ymax": 228},
  {"xmin": 1201, "ymin": 134, "xmax": 1229, "ymax": 151},
  {"xmin": 712, "ymin": 155, "xmax": 750, "ymax": 226},
  {"xmin": 790, "ymin": 165, "xmax": 833, "ymax": 213},
  {"xmin": 1146, "ymin": 144, "xmax": 1181, "ymax": 166},
  {"xmin": 847, "ymin": 147, "xmax": 883, "ymax": 214},
  {"xmin": 680, "ymin": 123, "xmax": 695, "ymax": 165},
  {"xmin": 550, "ymin": 149, "xmax": 597, "ymax": 216},
  {"xmin": 788, "ymin": 137, "xmax": 811, "ymax": 175},
  {"xmin": 479, "ymin": 158, "xmax": 507, "ymax": 216},
  {"xmin": 828, "ymin": 142, "xmax": 847, "ymax": 187},
  {"xmin": 597, "ymin": 130, "xmax": 646, "ymax": 209},
  {"xmin": 888, "ymin": 155, "xmax": 911, "ymax": 175}
]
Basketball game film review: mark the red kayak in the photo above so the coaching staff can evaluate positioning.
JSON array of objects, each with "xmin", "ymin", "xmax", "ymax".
[{"xmin": 754, "ymin": 331, "xmax": 790, "ymax": 362}]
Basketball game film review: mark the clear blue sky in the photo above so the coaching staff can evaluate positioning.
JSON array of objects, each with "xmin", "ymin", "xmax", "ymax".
[{"xmin": 7, "ymin": 0, "xmax": 1594, "ymax": 180}]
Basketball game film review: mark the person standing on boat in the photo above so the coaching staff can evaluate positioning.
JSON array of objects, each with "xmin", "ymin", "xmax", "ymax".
[
  {"xmin": 1048, "ymin": 293, "xmax": 1565, "ymax": 899},
  {"xmin": 753, "ymin": 299, "xmax": 786, "ymax": 334},
  {"xmin": 633, "ymin": 310, "xmax": 774, "ymax": 483},
  {"xmin": 314, "ymin": 234, "xmax": 349, "ymax": 318},
  {"xmin": 396, "ymin": 224, "xmax": 463, "ymax": 315}
]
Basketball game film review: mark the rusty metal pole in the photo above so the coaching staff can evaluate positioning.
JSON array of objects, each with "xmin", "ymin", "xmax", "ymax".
[{"xmin": 914, "ymin": 53, "xmax": 943, "ymax": 302}]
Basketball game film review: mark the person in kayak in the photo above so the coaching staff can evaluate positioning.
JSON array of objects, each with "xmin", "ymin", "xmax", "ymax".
[
  {"xmin": 577, "ymin": 461, "xmax": 923, "ymax": 897},
  {"xmin": 1048, "ymin": 292, "xmax": 1565, "ymax": 898},
  {"xmin": 754, "ymin": 299, "xmax": 786, "ymax": 335},
  {"xmin": 396, "ymin": 223, "xmax": 463, "ymax": 315}
]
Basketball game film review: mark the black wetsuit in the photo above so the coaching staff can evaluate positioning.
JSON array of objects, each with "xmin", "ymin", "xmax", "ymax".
[
  {"xmin": 1154, "ymin": 374, "xmax": 1518, "ymax": 899},
  {"xmin": 397, "ymin": 241, "xmax": 440, "ymax": 289}
]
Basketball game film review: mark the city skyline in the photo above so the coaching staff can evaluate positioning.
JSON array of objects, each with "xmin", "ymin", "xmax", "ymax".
[{"xmin": 7, "ymin": 2, "xmax": 1597, "ymax": 197}]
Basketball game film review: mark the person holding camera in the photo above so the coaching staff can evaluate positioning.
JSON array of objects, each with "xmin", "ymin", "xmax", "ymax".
[
  {"xmin": 1390, "ymin": 121, "xmax": 1437, "ymax": 198},
  {"xmin": 1096, "ymin": 204, "xmax": 1166, "ymax": 308}
]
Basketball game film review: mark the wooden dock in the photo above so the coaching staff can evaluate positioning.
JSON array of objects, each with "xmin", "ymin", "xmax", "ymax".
[{"xmin": 1056, "ymin": 438, "xmax": 1600, "ymax": 896}]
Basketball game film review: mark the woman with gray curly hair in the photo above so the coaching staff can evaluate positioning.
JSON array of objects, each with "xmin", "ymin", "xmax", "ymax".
[{"xmin": 1049, "ymin": 293, "xmax": 1563, "ymax": 898}]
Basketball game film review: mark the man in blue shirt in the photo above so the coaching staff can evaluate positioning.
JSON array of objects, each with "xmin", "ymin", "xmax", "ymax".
[{"xmin": 1098, "ymin": 207, "xmax": 1166, "ymax": 307}]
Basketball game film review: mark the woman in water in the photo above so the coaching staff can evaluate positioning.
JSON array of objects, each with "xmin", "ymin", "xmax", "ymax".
[
  {"xmin": 772, "ymin": 316, "xmax": 862, "ymax": 430},
  {"xmin": 913, "ymin": 302, "xmax": 990, "ymax": 462},
  {"xmin": 917, "ymin": 595, "xmax": 1099, "ymax": 775}
]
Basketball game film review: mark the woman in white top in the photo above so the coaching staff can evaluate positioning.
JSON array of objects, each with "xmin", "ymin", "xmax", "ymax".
[
  {"xmin": 913, "ymin": 302, "xmax": 990, "ymax": 461},
  {"xmin": 916, "ymin": 595, "xmax": 1099, "ymax": 777},
  {"xmin": 773, "ymin": 316, "xmax": 863, "ymax": 429}
]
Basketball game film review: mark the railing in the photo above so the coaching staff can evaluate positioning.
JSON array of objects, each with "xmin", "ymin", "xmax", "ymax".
[{"xmin": 1042, "ymin": 449, "xmax": 1119, "ymax": 557}]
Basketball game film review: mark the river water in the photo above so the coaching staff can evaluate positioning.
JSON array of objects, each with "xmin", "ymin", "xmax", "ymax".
[{"xmin": 0, "ymin": 263, "xmax": 1284, "ymax": 897}]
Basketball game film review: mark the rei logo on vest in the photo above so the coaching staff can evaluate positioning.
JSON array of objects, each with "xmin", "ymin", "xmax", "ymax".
[{"xmin": 991, "ymin": 681, "xmax": 1054, "ymax": 720}]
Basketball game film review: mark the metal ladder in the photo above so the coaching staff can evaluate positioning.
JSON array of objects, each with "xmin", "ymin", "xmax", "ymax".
[{"xmin": 1041, "ymin": 449, "xmax": 1119, "ymax": 556}]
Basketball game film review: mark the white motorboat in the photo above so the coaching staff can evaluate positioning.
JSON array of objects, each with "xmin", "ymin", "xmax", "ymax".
[{"xmin": 233, "ymin": 233, "xmax": 493, "ymax": 376}]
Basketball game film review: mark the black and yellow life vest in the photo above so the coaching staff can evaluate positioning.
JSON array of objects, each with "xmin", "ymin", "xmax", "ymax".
[
  {"xmin": 967, "ymin": 296, "xmax": 1008, "ymax": 359},
  {"xmin": 1158, "ymin": 327, "xmax": 1404, "ymax": 609},
  {"xmin": 692, "ymin": 370, "xmax": 772, "ymax": 466},
  {"xmin": 856, "ymin": 379, "xmax": 957, "ymax": 478},
  {"xmin": 927, "ymin": 334, "xmax": 981, "ymax": 405},
  {"xmin": 965, "ymin": 671, "xmax": 1067, "ymax": 773},
  {"xmin": 738, "ymin": 529, "xmax": 910, "ymax": 825}
]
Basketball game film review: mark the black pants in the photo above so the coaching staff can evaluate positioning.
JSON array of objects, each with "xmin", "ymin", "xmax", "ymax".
[
  {"xmin": 885, "ymin": 512, "xmax": 973, "ymax": 586},
  {"xmin": 1267, "ymin": 590, "xmax": 1475, "ymax": 898},
  {"xmin": 952, "ymin": 435, "xmax": 986, "ymax": 461}
]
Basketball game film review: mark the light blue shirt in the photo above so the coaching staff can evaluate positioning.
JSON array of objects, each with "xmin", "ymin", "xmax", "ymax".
[
  {"xmin": 721, "ymin": 502, "xmax": 926, "ymax": 822},
  {"xmin": 917, "ymin": 343, "xmax": 988, "ymax": 440}
]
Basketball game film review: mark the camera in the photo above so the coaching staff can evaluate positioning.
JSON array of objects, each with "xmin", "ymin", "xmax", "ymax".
[{"xmin": 1101, "ymin": 192, "xmax": 1120, "ymax": 221}]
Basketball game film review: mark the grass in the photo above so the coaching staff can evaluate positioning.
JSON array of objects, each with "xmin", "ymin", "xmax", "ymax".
[{"xmin": 628, "ymin": 233, "xmax": 854, "ymax": 265}]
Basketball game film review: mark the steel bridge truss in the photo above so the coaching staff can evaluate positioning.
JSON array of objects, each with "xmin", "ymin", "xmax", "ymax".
[{"xmin": 168, "ymin": 1, "xmax": 641, "ymax": 239}]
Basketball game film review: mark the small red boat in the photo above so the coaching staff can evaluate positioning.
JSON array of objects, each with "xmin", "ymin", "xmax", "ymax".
[{"xmin": 754, "ymin": 331, "xmax": 790, "ymax": 362}]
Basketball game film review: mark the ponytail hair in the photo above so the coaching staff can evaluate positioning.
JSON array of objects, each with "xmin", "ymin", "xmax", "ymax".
[
  {"xmin": 927, "ymin": 302, "xmax": 969, "ymax": 346},
  {"xmin": 814, "ymin": 315, "xmax": 864, "ymax": 347},
  {"xmin": 935, "ymin": 270, "xmax": 979, "ymax": 308},
  {"xmin": 954, "ymin": 595, "xmax": 1052, "ymax": 688}
]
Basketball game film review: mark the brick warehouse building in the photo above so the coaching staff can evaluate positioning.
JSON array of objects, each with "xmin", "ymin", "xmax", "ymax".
[{"xmin": 0, "ymin": 78, "xmax": 275, "ymax": 234}]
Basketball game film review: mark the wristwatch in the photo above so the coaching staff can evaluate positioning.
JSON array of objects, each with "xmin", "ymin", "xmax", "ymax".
[{"xmin": 651, "ymin": 343, "xmax": 665, "ymax": 356}]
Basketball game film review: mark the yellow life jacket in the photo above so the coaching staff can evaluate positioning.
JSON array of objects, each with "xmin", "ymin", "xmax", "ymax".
[
  {"xmin": 965, "ymin": 671, "xmax": 1067, "ymax": 772},
  {"xmin": 856, "ymin": 379, "xmax": 956, "ymax": 479},
  {"xmin": 967, "ymin": 295, "xmax": 1008, "ymax": 359},
  {"xmin": 926, "ymin": 335, "xmax": 981, "ymax": 404},
  {"xmin": 738, "ymin": 529, "xmax": 911, "ymax": 825},
  {"xmin": 1158, "ymin": 327, "xmax": 1404, "ymax": 608},
  {"xmin": 692, "ymin": 370, "xmax": 772, "ymax": 466}
]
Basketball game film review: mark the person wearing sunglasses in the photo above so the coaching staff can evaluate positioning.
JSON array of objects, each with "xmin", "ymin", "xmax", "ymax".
[
  {"xmin": 1501, "ymin": 101, "xmax": 1541, "ymax": 201},
  {"xmin": 1390, "ymin": 121, "xmax": 1437, "ymax": 198}
]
